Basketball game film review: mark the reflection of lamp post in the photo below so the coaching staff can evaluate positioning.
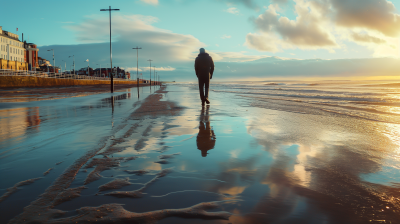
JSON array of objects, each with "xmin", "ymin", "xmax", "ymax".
[{"xmin": 100, "ymin": 6, "xmax": 120, "ymax": 93}]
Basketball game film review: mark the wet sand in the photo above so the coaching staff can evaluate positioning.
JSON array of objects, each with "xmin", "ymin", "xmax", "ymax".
[{"xmin": 1, "ymin": 84, "xmax": 400, "ymax": 223}]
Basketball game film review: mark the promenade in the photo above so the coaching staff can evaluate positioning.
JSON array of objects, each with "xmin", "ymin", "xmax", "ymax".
[{"xmin": 0, "ymin": 69, "xmax": 160, "ymax": 88}]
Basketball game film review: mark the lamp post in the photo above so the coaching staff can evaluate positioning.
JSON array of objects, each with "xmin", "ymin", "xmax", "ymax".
[
  {"xmin": 47, "ymin": 49, "xmax": 54, "ymax": 74},
  {"xmin": 100, "ymin": 6, "xmax": 120, "ymax": 93},
  {"xmin": 132, "ymin": 47, "xmax": 141, "ymax": 88},
  {"xmin": 147, "ymin": 59, "xmax": 152, "ymax": 85},
  {"xmin": 96, "ymin": 63, "xmax": 101, "ymax": 78},
  {"xmin": 62, "ymin": 60, "xmax": 66, "ymax": 78},
  {"xmin": 69, "ymin": 55, "xmax": 75, "ymax": 76},
  {"xmin": 86, "ymin": 59, "xmax": 89, "ymax": 79},
  {"xmin": 153, "ymin": 66, "xmax": 155, "ymax": 85}
]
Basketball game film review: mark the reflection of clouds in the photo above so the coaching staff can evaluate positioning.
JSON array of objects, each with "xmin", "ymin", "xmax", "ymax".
[
  {"xmin": 218, "ymin": 186, "xmax": 246, "ymax": 196},
  {"xmin": 229, "ymin": 149, "xmax": 241, "ymax": 158},
  {"xmin": 206, "ymin": 156, "xmax": 262, "ymax": 196},
  {"xmin": 243, "ymin": 109, "xmax": 400, "ymax": 222},
  {"xmin": 144, "ymin": 161, "xmax": 162, "ymax": 171}
]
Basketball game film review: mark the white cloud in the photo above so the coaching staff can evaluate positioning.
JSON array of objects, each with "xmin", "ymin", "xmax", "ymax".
[
  {"xmin": 66, "ymin": 14, "xmax": 204, "ymax": 62},
  {"xmin": 139, "ymin": 66, "xmax": 176, "ymax": 71},
  {"xmin": 331, "ymin": 0, "xmax": 400, "ymax": 37},
  {"xmin": 206, "ymin": 51, "xmax": 273, "ymax": 62},
  {"xmin": 247, "ymin": 2, "xmax": 338, "ymax": 52},
  {"xmin": 225, "ymin": 7, "xmax": 240, "ymax": 14},
  {"xmin": 124, "ymin": 66, "xmax": 175, "ymax": 74},
  {"xmin": 221, "ymin": 34, "xmax": 231, "ymax": 39},
  {"xmin": 246, "ymin": 0, "xmax": 400, "ymax": 57},
  {"xmin": 140, "ymin": 0, "xmax": 158, "ymax": 5},
  {"xmin": 220, "ymin": 0, "xmax": 259, "ymax": 10}
]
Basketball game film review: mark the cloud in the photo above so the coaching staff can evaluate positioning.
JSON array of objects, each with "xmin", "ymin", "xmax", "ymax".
[
  {"xmin": 220, "ymin": 0, "xmax": 259, "ymax": 10},
  {"xmin": 225, "ymin": 7, "xmax": 240, "ymax": 14},
  {"xmin": 140, "ymin": 0, "xmax": 158, "ymax": 5},
  {"xmin": 140, "ymin": 66, "xmax": 176, "ymax": 71},
  {"xmin": 65, "ymin": 14, "xmax": 204, "ymax": 63},
  {"xmin": 246, "ymin": 0, "xmax": 400, "ymax": 57},
  {"xmin": 271, "ymin": 0, "xmax": 289, "ymax": 5},
  {"xmin": 351, "ymin": 33, "xmax": 386, "ymax": 44},
  {"xmin": 221, "ymin": 34, "xmax": 231, "ymax": 39},
  {"xmin": 207, "ymin": 51, "xmax": 273, "ymax": 62},
  {"xmin": 245, "ymin": 33, "xmax": 282, "ymax": 52},
  {"xmin": 247, "ymin": 3, "xmax": 338, "ymax": 52},
  {"xmin": 331, "ymin": 0, "xmax": 400, "ymax": 37}
]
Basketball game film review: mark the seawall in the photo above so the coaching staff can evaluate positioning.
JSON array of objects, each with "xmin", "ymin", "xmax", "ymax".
[{"xmin": 0, "ymin": 76, "xmax": 140, "ymax": 88}]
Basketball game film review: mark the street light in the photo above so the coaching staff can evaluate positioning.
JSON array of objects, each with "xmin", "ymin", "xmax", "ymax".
[
  {"xmin": 62, "ymin": 60, "xmax": 66, "ymax": 78},
  {"xmin": 153, "ymin": 66, "xmax": 155, "ymax": 85},
  {"xmin": 96, "ymin": 63, "xmax": 101, "ymax": 78},
  {"xmin": 147, "ymin": 59, "xmax": 152, "ymax": 86},
  {"xmin": 86, "ymin": 59, "xmax": 89, "ymax": 79},
  {"xmin": 132, "ymin": 47, "xmax": 141, "ymax": 88},
  {"xmin": 100, "ymin": 6, "xmax": 120, "ymax": 93},
  {"xmin": 69, "ymin": 55, "xmax": 75, "ymax": 76},
  {"xmin": 47, "ymin": 49, "xmax": 54, "ymax": 74}
]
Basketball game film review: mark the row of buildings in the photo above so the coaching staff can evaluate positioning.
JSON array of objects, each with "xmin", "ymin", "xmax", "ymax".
[
  {"xmin": 0, "ymin": 26, "xmax": 130, "ymax": 79},
  {"xmin": 75, "ymin": 67, "xmax": 130, "ymax": 79},
  {"xmin": 0, "ymin": 26, "xmax": 39, "ymax": 71}
]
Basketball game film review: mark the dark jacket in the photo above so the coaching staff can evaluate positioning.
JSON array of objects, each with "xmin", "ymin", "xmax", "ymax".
[{"xmin": 195, "ymin": 53, "xmax": 214, "ymax": 78}]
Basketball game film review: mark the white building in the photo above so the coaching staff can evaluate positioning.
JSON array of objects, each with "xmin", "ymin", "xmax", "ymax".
[
  {"xmin": 0, "ymin": 26, "xmax": 25, "ymax": 62},
  {"xmin": 0, "ymin": 26, "xmax": 28, "ymax": 70}
]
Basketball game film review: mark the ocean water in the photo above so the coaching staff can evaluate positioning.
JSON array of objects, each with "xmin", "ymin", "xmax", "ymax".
[{"xmin": 208, "ymin": 80, "xmax": 400, "ymax": 124}]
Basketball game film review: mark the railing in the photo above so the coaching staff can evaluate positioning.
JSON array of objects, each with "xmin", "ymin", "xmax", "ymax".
[{"xmin": 0, "ymin": 69, "xmax": 131, "ymax": 81}]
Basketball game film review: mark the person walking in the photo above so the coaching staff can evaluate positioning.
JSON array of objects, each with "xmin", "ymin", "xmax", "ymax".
[{"xmin": 195, "ymin": 48, "xmax": 214, "ymax": 106}]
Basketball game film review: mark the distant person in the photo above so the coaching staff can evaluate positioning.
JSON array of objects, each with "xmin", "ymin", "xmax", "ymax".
[
  {"xmin": 195, "ymin": 48, "xmax": 214, "ymax": 106},
  {"xmin": 196, "ymin": 105, "xmax": 216, "ymax": 157}
]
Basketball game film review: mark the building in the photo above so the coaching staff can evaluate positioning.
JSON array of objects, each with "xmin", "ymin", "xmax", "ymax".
[
  {"xmin": 38, "ymin": 57, "xmax": 51, "ymax": 66},
  {"xmin": 25, "ymin": 43, "xmax": 39, "ymax": 71},
  {"xmin": 0, "ymin": 26, "xmax": 28, "ymax": 71}
]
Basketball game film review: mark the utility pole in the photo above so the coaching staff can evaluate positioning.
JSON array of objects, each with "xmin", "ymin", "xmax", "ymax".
[
  {"xmin": 62, "ymin": 60, "xmax": 66, "ymax": 73},
  {"xmin": 69, "ymin": 55, "xmax": 75, "ymax": 76},
  {"xmin": 97, "ymin": 64, "xmax": 101, "ymax": 77},
  {"xmin": 147, "ymin": 59, "xmax": 152, "ymax": 86},
  {"xmin": 86, "ymin": 59, "xmax": 89, "ymax": 77},
  {"xmin": 153, "ymin": 66, "xmax": 156, "ymax": 86},
  {"xmin": 47, "ymin": 49, "xmax": 54, "ymax": 74},
  {"xmin": 132, "ymin": 47, "xmax": 141, "ymax": 88},
  {"xmin": 101, "ymin": 6, "xmax": 120, "ymax": 93}
]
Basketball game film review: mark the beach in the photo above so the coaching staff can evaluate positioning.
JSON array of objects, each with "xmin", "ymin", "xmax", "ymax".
[{"xmin": 1, "ymin": 81, "xmax": 400, "ymax": 223}]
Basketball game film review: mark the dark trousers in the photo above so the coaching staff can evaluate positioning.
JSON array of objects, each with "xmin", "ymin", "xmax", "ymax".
[{"xmin": 198, "ymin": 75, "xmax": 210, "ymax": 102}]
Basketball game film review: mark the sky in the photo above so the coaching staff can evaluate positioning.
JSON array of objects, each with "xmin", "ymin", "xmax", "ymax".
[{"xmin": 1, "ymin": 0, "xmax": 400, "ymax": 81}]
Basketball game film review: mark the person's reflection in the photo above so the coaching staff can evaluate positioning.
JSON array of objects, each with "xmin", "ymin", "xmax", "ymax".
[{"xmin": 196, "ymin": 105, "xmax": 216, "ymax": 157}]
